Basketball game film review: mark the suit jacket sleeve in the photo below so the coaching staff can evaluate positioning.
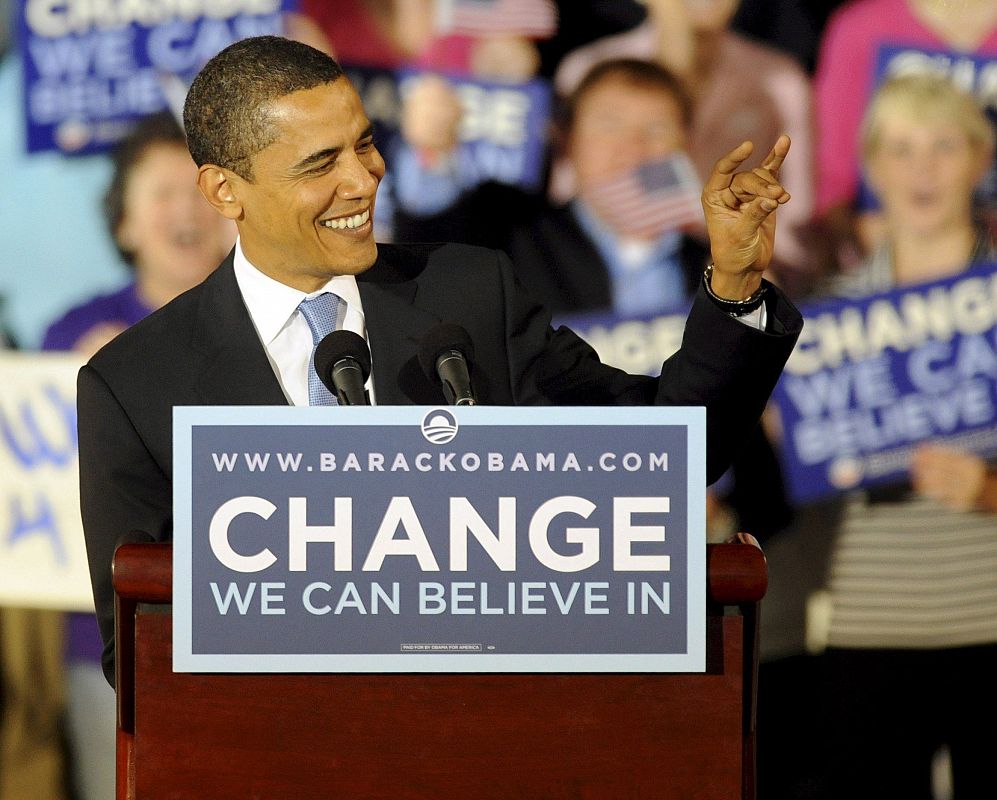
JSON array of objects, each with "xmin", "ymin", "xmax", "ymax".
[
  {"xmin": 656, "ymin": 282, "xmax": 801, "ymax": 481},
  {"xmin": 492, "ymin": 246, "xmax": 802, "ymax": 481},
  {"xmin": 77, "ymin": 364, "xmax": 173, "ymax": 685}
]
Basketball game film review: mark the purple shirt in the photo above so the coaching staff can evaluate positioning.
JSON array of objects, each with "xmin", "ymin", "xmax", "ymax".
[
  {"xmin": 42, "ymin": 282, "xmax": 151, "ymax": 352},
  {"xmin": 43, "ymin": 281, "xmax": 153, "ymax": 663}
]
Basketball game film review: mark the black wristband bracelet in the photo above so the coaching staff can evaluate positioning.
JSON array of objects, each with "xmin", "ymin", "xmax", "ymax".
[{"xmin": 703, "ymin": 265, "xmax": 768, "ymax": 316}]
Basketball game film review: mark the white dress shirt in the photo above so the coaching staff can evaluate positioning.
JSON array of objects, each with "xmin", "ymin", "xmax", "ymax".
[{"xmin": 232, "ymin": 239, "xmax": 375, "ymax": 406}]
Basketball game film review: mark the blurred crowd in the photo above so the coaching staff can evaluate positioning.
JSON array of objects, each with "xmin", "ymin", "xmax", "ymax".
[{"xmin": 1, "ymin": 1, "xmax": 996, "ymax": 798}]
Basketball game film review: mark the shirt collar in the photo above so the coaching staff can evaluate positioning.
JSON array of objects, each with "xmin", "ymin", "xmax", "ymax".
[{"xmin": 232, "ymin": 238, "xmax": 364, "ymax": 345}]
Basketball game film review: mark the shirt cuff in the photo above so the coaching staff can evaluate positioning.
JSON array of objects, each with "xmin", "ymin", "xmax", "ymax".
[{"xmin": 732, "ymin": 303, "xmax": 767, "ymax": 331}]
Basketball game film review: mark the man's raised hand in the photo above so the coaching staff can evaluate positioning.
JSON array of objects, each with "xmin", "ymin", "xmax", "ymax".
[{"xmin": 702, "ymin": 135, "xmax": 791, "ymax": 300}]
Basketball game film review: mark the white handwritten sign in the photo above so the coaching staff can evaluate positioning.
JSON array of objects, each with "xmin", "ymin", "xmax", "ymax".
[{"xmin": 0, "ymin": 353, "xmax": 92, "ymax": 610}]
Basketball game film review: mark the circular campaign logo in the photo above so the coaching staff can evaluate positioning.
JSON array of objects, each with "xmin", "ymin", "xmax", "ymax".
[{"xmin": 421, "ymin": 409, "xmax": 459, "ymax": 444}]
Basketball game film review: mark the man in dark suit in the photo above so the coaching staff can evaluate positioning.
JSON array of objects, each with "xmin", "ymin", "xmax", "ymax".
[{"xmin": 77, "ymin": 35, "xmax": 801, "ymax": 686}]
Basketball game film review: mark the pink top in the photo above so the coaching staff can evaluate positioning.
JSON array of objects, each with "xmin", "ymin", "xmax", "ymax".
[
  {"xmin": 299, "ymin": 1, "xmax": 528, "ymax": 74},
  {"xmin": 813, "ymin": 0, "xmax": 997, "ymax": 214},
  {"xmin": 300, "ymin": 0, "xmax": 407, "ymax": 68}
]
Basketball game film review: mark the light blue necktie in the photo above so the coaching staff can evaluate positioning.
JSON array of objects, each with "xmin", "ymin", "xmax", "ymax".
[{"xmin": 297, "ymin": 292, "xmax": 345, "ymax": 406}]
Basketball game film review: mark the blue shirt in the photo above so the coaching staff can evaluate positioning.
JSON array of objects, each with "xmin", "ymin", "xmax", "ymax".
[{"xmin": 570, "ymin": 199, "xmax": 690, "ymax": 317}]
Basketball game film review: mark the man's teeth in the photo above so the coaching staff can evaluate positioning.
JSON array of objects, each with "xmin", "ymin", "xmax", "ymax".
[{"xmin": 322, "ymin": 210, "xmax": 370, "ymax": 230}]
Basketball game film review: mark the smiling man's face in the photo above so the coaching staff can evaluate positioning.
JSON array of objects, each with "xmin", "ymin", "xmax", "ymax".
[{"xmin": 221, "ymin": 78, "xmax": 385, "ymax": 292}]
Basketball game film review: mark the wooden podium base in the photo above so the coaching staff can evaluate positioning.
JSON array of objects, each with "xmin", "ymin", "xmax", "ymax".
[{"xmin": 115, "ymin": 539, "xmax": 765, "ymax": 799}]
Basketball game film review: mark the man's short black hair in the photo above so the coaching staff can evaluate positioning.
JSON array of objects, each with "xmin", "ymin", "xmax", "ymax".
[
  {"xmin": 559, "ymin": 58, "xmax": 693, "ymax": 133},
  {"xmin": 183, "ymin": 35, "xmax": 345, "ymax": 180},
  {"xmin": 103, "ymin": 111, "xmax": 187, "ymax": 268}
]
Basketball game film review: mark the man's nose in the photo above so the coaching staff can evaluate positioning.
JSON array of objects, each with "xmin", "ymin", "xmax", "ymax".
[{"xmin": 339, "ymin": 153, "xmax": 380, "ymax": 199}]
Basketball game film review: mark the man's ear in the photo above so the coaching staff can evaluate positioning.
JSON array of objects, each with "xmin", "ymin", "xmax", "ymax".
[{"xmin": 197, "ymin": 165, "xmax": 244, "ymax": 220}]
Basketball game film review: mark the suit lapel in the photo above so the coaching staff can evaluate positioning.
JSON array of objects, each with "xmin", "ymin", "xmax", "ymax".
[
  {"xmin": 359, "ymin": 251, "xmax": 449, "ymax": 406},
  {"xmin": 187, "ymin": 248, "xmax": 450, "ymax": 407},
  {"xmin": 189, "ymin": 255, "xmax": 289, "ymax": 406}
]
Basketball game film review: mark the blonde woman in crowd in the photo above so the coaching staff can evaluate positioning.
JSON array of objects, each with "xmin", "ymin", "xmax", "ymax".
[
  {"xmin": 814, "ymin": 0, "xmax": 997, "ymax": 266},
  {"xmin": 818, "ymin": 72, "xmax": 996, "ymax": 799}
]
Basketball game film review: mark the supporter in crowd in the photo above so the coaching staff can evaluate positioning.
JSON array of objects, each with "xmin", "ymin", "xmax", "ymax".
[
  {"xmin": 808, "ymin": 73, "xmax": 994, "ymax": 798},
  {"xmin": 40, "ymin": 111, "xmax": 234, "ymax": 800},
  {"xmin": 814, "ymin": 0, "xmax": 997, "ymax": 268},
  {"xmin": 43, "ymin": 113, "xmax": 235, "ymax": 353},
  {"xmin": 503, "ymin": 58, "xmax": 707, "ymax": 316},
  {"xmin": 550, "ymin": 0, "xmax": 816, "ymax": 286},
  {"xmin": 393, "ymin": 58, "xmax": 709, "ymax": 315}
]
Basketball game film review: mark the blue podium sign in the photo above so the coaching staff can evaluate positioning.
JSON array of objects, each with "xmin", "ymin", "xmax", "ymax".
[{"xmin": 173, "ymin": 406, "xmax": 706, "ymax": 673}]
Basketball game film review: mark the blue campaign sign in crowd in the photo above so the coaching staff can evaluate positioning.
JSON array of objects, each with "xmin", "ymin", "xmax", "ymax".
[
  {"xmin": 555, "ymin": 307, "xmax": 689, "ymax": 378},
  {"xmin": 18, "ymin": 0, "xmax": 291, "ymax": 154},
  {"xmin": 773, "ymin": 261, "xmax": 997, "ymax": 502}
]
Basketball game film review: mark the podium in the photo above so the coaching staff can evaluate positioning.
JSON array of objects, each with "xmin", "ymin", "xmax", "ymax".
[{"xmin": 113, "ymin": 535, "xmax": 765, "ymax": 799}]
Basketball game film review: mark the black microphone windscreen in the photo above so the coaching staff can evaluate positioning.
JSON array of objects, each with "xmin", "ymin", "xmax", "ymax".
[
  {"xmin": 314, "ymin": 330, "xmax": 372, "ymax": 392},
  {"xmin": 418, "ymin": 323, "xmax": 475, "ymax": 382}
]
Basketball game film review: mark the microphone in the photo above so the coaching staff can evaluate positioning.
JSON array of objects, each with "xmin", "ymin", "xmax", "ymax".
[
  {"xmin": 418, "ymin": 323, "xmax": 478, "ymax": 406},
  {"xmin": 314, "ymin": 330, "xmax": 372, "ymax": 406}
]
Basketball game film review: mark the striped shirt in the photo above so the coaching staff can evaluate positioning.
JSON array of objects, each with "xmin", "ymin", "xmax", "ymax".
[{"xmin": 827, "ymin": 495, "xmax": 997, "ymax": 649}]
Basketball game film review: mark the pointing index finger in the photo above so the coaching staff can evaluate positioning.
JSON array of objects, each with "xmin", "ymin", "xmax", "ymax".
[{"xmin": 704, "ymin": 140, "xmax": 754, "ymax": 193}]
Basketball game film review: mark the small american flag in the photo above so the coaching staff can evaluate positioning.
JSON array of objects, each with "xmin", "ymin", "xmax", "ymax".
[
  {"xmin": 436, "ymin": 0, "xmax": 558, "ymax": 39},
  {"xmin": 585, "ymin": 153, "xmax": 703, "ymax": 240}
]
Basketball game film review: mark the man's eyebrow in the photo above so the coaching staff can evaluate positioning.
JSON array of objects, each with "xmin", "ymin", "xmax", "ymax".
[
  {"xmin": 291, "ymin": 147, "xmax": 341, "ymax": 172},
  {"xmin": 290, "ymin": 125, "xmax": 376, "ymax": 172}
]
